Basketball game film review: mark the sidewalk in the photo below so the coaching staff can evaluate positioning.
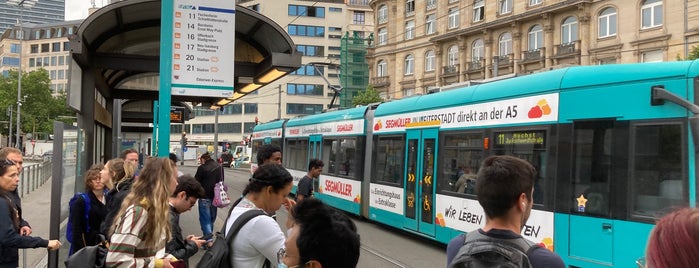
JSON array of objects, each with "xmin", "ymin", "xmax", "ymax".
[{"xmin": 17, "ymin": 172, "xmax": 53, "ymax": 268}]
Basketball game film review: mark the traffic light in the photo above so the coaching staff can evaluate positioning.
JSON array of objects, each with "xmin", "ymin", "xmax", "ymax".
[{"xmin": 182, "ymin": 132, "xmax": 188, "ymax": 146}]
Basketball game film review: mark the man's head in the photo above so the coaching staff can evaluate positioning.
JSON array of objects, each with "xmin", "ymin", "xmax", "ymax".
[
  {"xmin": 475, "ymin": 155, "xmax": 536, "ymax": 229},
  {"xmin": 257, "ymin": 144, "xmax": 282, "ymax": 165},
  {"xmin": 169, "ymin": 175, "xmax": 205, "ymax": 213},
  {"xmin": 168, "ymin": 153, "xmax": 178, "ymax": 164},
  {"xmin": 0, "ymin": 147, "xmax": 23, "ymax": 172},
  {"xmin": 307, "ymin": 159, "xmax": 324, "ymax": 178},
  {"xmin": 200, "ymin": 152, "xmax": 211, "ymax": 164},
  {"xmin": 282, "ymin": 199, "xmax": 360, "ymax": 268},
  {"xmin": 120, "ymin": 149, "xmax": 139, "ymax": 166}
]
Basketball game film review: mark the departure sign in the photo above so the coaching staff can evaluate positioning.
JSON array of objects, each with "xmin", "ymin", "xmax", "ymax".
[
  {"xmin": 494, "ymin": 131, "xmax": 546, "ymax": 147},
  {"xmin": 170, "ymin": 110, "xmax": 184, "ymax": 123},
  {"xmin": 171, "ymin": 0, "xmax": 235, "ymax": 97}
]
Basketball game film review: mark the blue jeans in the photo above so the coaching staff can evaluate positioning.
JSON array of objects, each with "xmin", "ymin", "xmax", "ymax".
[{"xmin": 198, "ymin": 198, "xmax": 218, "ymax": 236}]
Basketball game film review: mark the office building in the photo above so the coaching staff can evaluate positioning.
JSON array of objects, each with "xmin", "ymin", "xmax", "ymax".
[{"xmin": 0, "ymin": 0, "xmax": 65, "ymax": 35}]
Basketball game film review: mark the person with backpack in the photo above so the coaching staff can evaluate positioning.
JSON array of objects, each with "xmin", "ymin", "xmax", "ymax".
[
  {"xmin": 68, "ymin": 163, "xmax": 109, "ymax": 255},
  {"xmin": 194, "ymin": 152, "xmax": 222, "ymax": 238},
  {"xmin": 221, "ymin": 163, "xmax": 294, "ymax": 267},
  {"xmin": 0, "ymin": 158, "xmax": 61, "ymax": 268},
  {"xmin": 447, "ymin": 155, "xmax": 564, "ymax": 268}
]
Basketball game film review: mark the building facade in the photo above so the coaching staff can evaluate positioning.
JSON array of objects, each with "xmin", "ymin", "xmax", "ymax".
[
  {"xmin": 0, "ymin": 0, "xmax": 65, "ymax": 35},
  {"xmin": 367, "ymin": 0, "xmax": 699, "ymax": 100},
  {"xmin": 172, "ymin": 0, "xmax": 375, "ymax": 146},
  {"xmin": 0, "ymin": 20, "xmax": 79, "ymax": 96}
]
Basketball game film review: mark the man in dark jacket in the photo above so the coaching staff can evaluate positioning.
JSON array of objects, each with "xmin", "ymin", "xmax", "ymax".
[
  {"xmin": 194, "ymin": 152, "xmax": 222, "ymax": 236},
  {"xmin": 167, "ymin": 175, "xmax": 206, "ymax": 267}
]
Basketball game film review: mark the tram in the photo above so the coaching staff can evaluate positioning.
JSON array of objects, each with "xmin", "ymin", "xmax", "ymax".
[{"xmin": 252, "ymin": 60, "xmax": 699, "ymax": 267}]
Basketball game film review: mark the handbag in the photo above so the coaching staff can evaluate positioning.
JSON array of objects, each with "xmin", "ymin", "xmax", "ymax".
[
  {"xmin": 212, "ymin": 165, "xmax": 231, "ymax": 208},
  {"xmin": 65, "ymin": 234, "xmax": 108, "ymax": 268}
]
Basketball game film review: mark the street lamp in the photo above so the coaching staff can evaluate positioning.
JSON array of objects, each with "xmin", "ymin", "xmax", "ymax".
[{"xmin": 7, "ymin": 0, "xmax": 38, "ymax": 150}]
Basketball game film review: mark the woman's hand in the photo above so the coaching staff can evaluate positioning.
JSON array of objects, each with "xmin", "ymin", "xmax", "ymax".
[
  {"xmin": 47, "ymin": 240, "xmax": 62, "ymax": 250},
  {"xmin": 283, "ymin": 198, "xmax": 296, "ymax": 211}
]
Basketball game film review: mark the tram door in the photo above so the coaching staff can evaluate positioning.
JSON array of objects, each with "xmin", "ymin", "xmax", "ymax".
[
  {"xmin": 309, "ymin": 134, "xmax": 322, "ymax": 159},
  {"xmin": 404, "ymin": 128, "xmax": 437, "ymax": 236}
]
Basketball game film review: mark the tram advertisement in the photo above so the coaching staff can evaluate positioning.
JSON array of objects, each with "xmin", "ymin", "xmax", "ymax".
[
  {"xmin": 369, "ymin": 183, "xmax": 404, "ymax": 214},
  {"xmin": 435, "ymin": 195, "xmax": 555, "ymax": 250},
  {"xmin": 373, "ymin": 93, "xmax": 559, "ymax": 133}
]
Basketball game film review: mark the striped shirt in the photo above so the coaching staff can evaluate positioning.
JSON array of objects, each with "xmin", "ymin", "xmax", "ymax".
[{"xmin": 106, "ymin": 204, "xmax": 169, "ymax": 268}]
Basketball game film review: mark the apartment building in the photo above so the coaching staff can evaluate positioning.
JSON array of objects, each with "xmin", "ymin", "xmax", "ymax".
[
  {"xmin": 367, "ymin": 0, "xmax": 699, "ymax": 100},
  {"xmin": 0, "ymin": 20, "xmax": 80, "ymax": 96}
]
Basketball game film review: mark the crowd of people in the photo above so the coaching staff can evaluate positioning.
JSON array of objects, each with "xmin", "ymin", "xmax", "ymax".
[
  {"xmin": 0, "ymin": 144, "xmax": 361, "ymax": 268},
  {"xmin": 3, "ymin": 143, "xmax": 699, "ymax": 268}
]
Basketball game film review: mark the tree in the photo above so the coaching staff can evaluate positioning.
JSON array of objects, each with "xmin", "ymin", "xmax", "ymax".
[
  {"xmin": 0, "ymin": 69, "xmax": 73, "ymax": 140},
  {"xmin": 352, "ymin": 85, "xmax": 384, "ymax": 106},
  {"xmin": 688, "ymin": 46, "xmax": 699, "ymax": 60}
]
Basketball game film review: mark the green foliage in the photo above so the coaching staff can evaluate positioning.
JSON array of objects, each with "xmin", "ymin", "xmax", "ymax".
[
  {"xmin": 688, "ymin": 46, "xmax": 699, "ymax": 60},
  {"xmin": 352, "ymin": 85, "xmax": 384, "ymax": 106},
  {"xmin": 0, "ymin": 69, "xmax": 73, "ymax": 139}
]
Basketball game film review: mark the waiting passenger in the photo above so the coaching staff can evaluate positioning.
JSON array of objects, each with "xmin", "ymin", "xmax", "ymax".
[
  {"xmin": 257, "ymin": 144, "xmax": 282, "ymax": 165},
  {"xmin": 166, "ymin": 175, "xmax": 206, "ymax": 267}
]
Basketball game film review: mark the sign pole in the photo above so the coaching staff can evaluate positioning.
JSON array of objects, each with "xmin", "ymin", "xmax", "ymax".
[{"xmin": 158, "ymin": 0, "xmax": 174, "ymax": 157}]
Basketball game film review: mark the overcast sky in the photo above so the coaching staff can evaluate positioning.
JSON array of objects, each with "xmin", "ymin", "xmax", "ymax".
[{"xmin": 65, "ymin": 0, "xmax": 106, "ymax": 21}]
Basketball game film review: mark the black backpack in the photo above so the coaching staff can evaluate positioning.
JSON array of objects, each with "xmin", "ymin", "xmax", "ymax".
[
  {"xmin": 449, "ymin": 231, "xmax": 538, "ymax": 268},
  {"xmin": 196, "ymin": 198, "xmax": 266, "ymax": 268}
]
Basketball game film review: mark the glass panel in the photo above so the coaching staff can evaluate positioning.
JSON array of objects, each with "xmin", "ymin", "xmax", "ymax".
[
  {"xmin": 571, "ymin": 125, "xmax": 612, "ymax": 216},
  {"xmin": 440, "ymin": 133, "xmax": 482, "ymax": 194},
  {"xmin": 493, "ymin": 130, "xmax": 548, "ymax": 204},
  {"xmin": 322, "ymin": 139, "xmax": 335, "ymax": 174},
  {"xmin": 632, "ymin": 124, "xmax": 684, "ymax": 219},
  {"xmin": 372, "ymin": 136, "xmax": 404, "ymax": 185},
  {"xmin": 285, "ymin": 139, "xmax": 309, "ymax": 170},
  {"xmin": 421, "ymin": 139, "xmax": 435, "ymax": 224},
  {"xmin": 406, "ymin": 139, "xmax": 418, "ymax": 220}
]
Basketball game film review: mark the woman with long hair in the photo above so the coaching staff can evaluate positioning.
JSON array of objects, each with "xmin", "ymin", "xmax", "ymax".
[
  {"xmin": 0, "ymin": 159, "xmax": 61, "ymax": 268},
  {"xmin": 100, "ymin": 158, "xmax": 136, "ymax": 236},
  {"xmin": 105, "ymin": 157, "xmax": 178, "ymax": 268},
  {"xmin": 68, "ymin": 163, "xmax": 108, "ymax": 255},
  {"xmin": 225, "ymin": 163, "xmax": 294, "ymax": 267}
]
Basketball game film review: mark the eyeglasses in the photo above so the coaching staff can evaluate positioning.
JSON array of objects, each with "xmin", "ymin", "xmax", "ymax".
[{"xmin": 636, "ymin": 256, "xmax": 646, "ymax": 268}]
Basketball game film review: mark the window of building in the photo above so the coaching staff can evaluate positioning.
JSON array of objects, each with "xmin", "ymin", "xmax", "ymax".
[
  {"xmin": 377, "ymin": 60, "xmax": 387, "ymax": 77},
  {"xmin": 353, "ymin": 11, "xmax": 365, "ymax": 24},
  {"xmin": 472, "ymin": 39, "xmax": 484, "ymax": 61},
  {"xmin": 427, "ymin": 0, "xmax": 436, "ymax": 9},
  {"xmin": 58, "ymin": 69, "xmax": 64, "ymax": 79},
  {"xmin": 29, "ymin": 58, "xmax": 34, "ymax": 67},
  {"xmin": 329, "ymin": 27, "xmax": 342, "ymax": 32},
  {"xmin": 43, "ymin": 57, "xmax": 49, "ymax": 66},
  {"xmin": 41, "ymin": 43, "xmax": 49, "ymax": 53},
  {"xmin": 474, "ymin": 0, "xmax": 484, "ymax": 22},
  {"xmin": 291, "ymin": 65, "xmax": 324, "ymax": 76},
  {"xmin": 448, "ymin": 45, "xmax": 459, "ymax": 66},
  {"xmin": 52, "ymin": 42, "xmax": 60, "ymax": 52},
  {"xmin": 10, "ymin": 44, "xmax": 19, "ymax": 53},
  {"xmin": 426, "ymin": 14, "xmax": 436, "ymax": 34},
  {"xmin": 328, "ymin": 46, "xmax": 341, "ymax": 51},
  {"xmin": 287, "ymin": 103, "xmax": 323, "ymax": 115},
  {"xmin": 63, "ymin": 42, "xmax": 70, "ymax": 51},
  {"xmin": 1, "ymin": 57, "xmax": 19, "ymax": 67},
  {"xmin": 641, "ymin": 50, "xmax": 663, "ymax": 62},
  {"xmin": 288, "ymin": 5, "xmax": 325, "ymax": 18},
  {"xmin": 448, "ymin": 8, "xmax": 459, "ymax": 29},
  {"xmin": 528, "ymin": 24, "xmax": 543, "ymax": 50},
  {"xmin": 405, "ymin": 20, "xmax": 415, "ymax": 40},
  {"xmin": 403, "ymin": 88, "xmax": 414, "ymax": 97},
  {"xmin": 378, "ymin": 28, "xmax": 387, "ymax": 45},
  {"xmin": 288, "ymin": 25, "xmax": 325, "ymax": 37},
  {"xmin": 378, "ymin": 4, "xmax": 388, "ymax": 24},
  {"xmin": 598, "ymin": 58, "xmax": 616, "ymax": 65},
  {"xmin": 329, "ymin": 7, "xmax": 342, "ymax": 12},
  {"xmin": 50, "ymin": 56, "xmax": 57, "ymax": 66},
  {"xmin": 641, "ymin": 0, "xmax": 662, "ymax": 29},
  {"xmin": 30, "ymin": 44, "xmax": 38, "ymax": 53},
  {"xmin": 499, "ymin": 0, "xmax": 513, "ymax": 14},
  {"xmin": 529, "ymin": 0, "xmax": 542, "ymax": 6},
  {"xmin": 598, "ymin": 7, "xmax": 617, "ymax": 38},
  {"xmin": 244, "ymin": 103, "xmax": 258, "ymax": 114},
  {"xmin": 406, "ymin": 0, "xmax": 415, "ymax": 16},
  {"xmin": 50, "ymin": 70, "xmax": 56, "ymax": 79},
  {"xmin": 499, "ymin": 32, "xmax": 512, "ymax": 57},
  {"xmin": 561, "ymin": 17, "xmax": 579, "ymax": 44},
  {"xmin": 193, "ymin": 124, "xmax": 216, "ymax": 134},
  {"xmin": 34, "ymin": 31, "xmax": 40, "ymax": 39},
  {"xmin": 36, "ymin": 57, "xmax": 42, "ymax": 66},
  {"xmin": 425, "ymin": 50, "xmax": 435, "ymax": 71},
  {"xmin": 404, "ymin": 54, "xmax": 414, "ymax": 75},
  {"xmin": 287, "ymin": 83, "xmax": 324, "ymax": 95},
  {"xmin": 296, "ymin": 45, "xmax": 324, "ymax": 57}
]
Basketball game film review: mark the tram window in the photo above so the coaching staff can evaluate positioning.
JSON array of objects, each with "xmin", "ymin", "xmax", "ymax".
[
  {"xmin": 372, "ymin": 135, "xmax": 405, "ymax": 185},
  {"xmin": 493, "ymin": 130, "xmax": 547, "ymax": 205},
  {"xmin": 322, "ymin": 137, "xmax": 360, "ymax": 178},
  {"xmin": 439, "ymin": 132, "xmax": 482, "ymax": 194},
  {"xmin": 251, "ymin": 140, "xmax": 263, "ymax": 164},
  {"xmin": 285, "ymin": 138, "xmax": 309, "ymax": 170},
  {"xmin": 632, "ymin": 124, "xmax": 684, "ymax": 219},
  {"xmin": 571, "ymin": 125, "xmax": 612, "ymax": 216}
]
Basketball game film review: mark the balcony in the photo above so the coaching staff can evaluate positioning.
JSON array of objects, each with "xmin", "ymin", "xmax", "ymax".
[
  {"xmin": 371, "ymin": 76, "xmax": 390, "ymax": 87},
  {"xmin": 555, "ymin": 40, "xmax": 580, "ymax": 56},
  {"xmin": 494, "ymin": 55, "xmax": 511, "ymax": 66},
  {"xmin": 442, "ymin": 64, "xmax": 459, "ymax": 76},
  {"xmin": 348, "ymin": 0, "xmax": 369, "ymax": 6},
  {"xmin": 467, "ymin": 59, "xmax": 483, "ymax": 72},
  {"xmin": 522, "ymin": 48, "xmax": 544, "ymax": 63}
]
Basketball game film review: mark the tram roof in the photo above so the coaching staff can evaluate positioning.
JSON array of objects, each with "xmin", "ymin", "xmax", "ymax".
[
  {"xmin": 375, "ymin": 61, "xmax": 699, "ymax": 117},
  {"xmin": 254, "ymin": 119, "xmax": 286, "ymax": 131},
  {"xmin": 286, "ymin": 106, "xmax": 369, "ymax": 127}
]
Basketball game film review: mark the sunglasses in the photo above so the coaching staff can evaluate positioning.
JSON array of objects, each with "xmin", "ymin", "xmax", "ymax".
[{"xmin": 0, "ymin": 159, "xmax": 16, "ymax": 167}]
